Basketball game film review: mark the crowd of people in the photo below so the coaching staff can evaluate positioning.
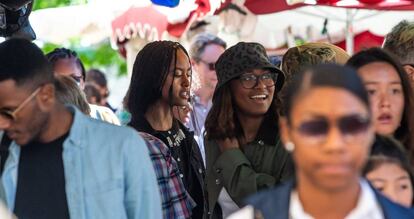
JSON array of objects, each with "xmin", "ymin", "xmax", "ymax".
[{"xmin": 0, "ymin": 19, "xmax": 413, "ymax": 219}]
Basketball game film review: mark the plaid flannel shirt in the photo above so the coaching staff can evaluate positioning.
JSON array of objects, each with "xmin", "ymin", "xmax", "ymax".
[{"xmin": 139, "ymin": 132, "xmax": 195, "ymax": 219}]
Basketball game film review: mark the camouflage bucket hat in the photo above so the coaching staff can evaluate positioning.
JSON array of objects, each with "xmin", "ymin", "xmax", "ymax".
[{"xmin": 214, "ymin": 42, "xmax": 285, "ymax": 91}]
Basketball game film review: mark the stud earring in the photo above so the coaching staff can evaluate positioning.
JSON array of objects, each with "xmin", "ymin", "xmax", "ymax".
[{"xmin": 285, "ymin": 141, "xmax": 295, "ymax": 152}]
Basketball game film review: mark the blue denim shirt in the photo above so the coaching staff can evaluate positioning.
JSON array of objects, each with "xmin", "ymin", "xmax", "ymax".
[{"xmin": 0, "ymin": 106, "xmax": 162, "ymax": 219}]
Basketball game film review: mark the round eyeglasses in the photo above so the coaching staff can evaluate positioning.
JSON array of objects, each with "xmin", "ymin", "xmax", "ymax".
[
  {"xmin": 238, "ymin": 72, "xmax": 278, "ymax": 89},
  {"xmin": 0, "ymin": 87, "xmax": 41, "ymax": 128}
]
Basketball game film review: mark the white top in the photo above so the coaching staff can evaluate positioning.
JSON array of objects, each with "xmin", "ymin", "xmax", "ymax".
[
  {"xmin": 218, "ymin": 188, "xmax": 240, "ymax": 218},
  {"xmin": 0, "ymin": 200, "xmax": 15, "ymax": 219},
  {"xmin": 89, "ymin": 104, "xmax": 120, "ymax": 125},
  {"xmin": 289, "ymin": 180, "xmax": 384, "ymax": 219},
  {"xmin": 227, "ymin": 205, "xmax": 255, "ymax": 219}
]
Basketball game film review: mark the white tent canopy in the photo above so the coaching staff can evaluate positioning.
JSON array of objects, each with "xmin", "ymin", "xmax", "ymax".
[{"xmin": 219, "ymin": 5, "xmax": 414, "ymax": 53}]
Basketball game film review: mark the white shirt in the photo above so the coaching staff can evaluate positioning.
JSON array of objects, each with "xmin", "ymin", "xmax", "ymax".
[
  {"xmin": 218, "ymin": 188, "xmax": 240, "ymax": 218},
  {"xmin": 289, "ymin": 180, "xmax": 384, "ymax": 219},
  {"xmin": 89, "ymin": 104, "xmax": 120, "ymax": 125},
  {"xmin": 0, "ymin": 201, "xmax": 14, "ymax": 219}
]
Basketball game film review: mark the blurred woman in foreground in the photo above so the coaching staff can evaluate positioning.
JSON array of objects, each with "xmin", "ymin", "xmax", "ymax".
[{"xmin": 235, "ymin": 64, "xmax": 414, "ymax": 219}]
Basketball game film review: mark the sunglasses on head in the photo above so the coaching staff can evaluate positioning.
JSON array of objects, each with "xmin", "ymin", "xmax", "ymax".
[
  {"xmin": 297, "ymin": 114, "xmax": 370, "ymax": 141},
  {"xmin": 199, "ymin": 60, "xmax": 215, "ymax": 71}
]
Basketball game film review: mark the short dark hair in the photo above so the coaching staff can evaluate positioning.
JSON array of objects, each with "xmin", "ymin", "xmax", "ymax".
[
  {"xmin": 346, "ymin": 48, "xmax": 414, "ymax": 159},
  {"xmin": 46, "ymin": 47, "xmax": 86, "ymax": 79},
  {"xmin": 84, "ymin": 83, "xmax": 102, "ymax": 104},
  {"xmin": 383, "ymin": 20, "xmax": 414, "ymax": 65},
  {"xmin": 364, "ymin": 135, "xmax": 414, "ymax": 205},
  {"xmin": 126, "ymin": 41, "xmax": 190, "ymax": 129},
  {"xmin": 86, "ymin": 68, "xmax": 107, "ymax": 87},
  {"xmin": 189, "ymin": 32, "xmax": 226, "ymax": 61},
  {"xmin": 0, "ymin": 38, "xmax": 54, "ymax": 88},
  {"xmin": 282, "ymin": 64, "xmax": 370, "ymax": 123}
]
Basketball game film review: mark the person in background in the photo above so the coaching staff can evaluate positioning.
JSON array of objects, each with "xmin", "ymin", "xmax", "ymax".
[
  {"xmin": 363, "ymin": 136, "xmax": 414, "ymax": 208},
  {"xmin": 54, "ymin": 75, "xmax": 90, "ymax": 115},
  {"xmin": 116, "ymin": 95, "xmax": 132, "ymax": 126},
  {"xmin": 46, "ymin": 48, "xmax": 120, "ymax": 125},
  {"xmin": 85, "ymin": 68, "xmax": 115, "ymax": 112},
  {"xmin": 279, "ymin": 42, "xmax": 350, "ymax": 115},
  {"xmin": 84, "ymin": 83, "xmax": 102, "ymax": 105},
  {"xmin": 204, "ymin": 42, "xmax": 294, "ymax": 219},
  {"xmin": 281, "ymin": 42, "xmax": 350, "ymax": 84},
  {"xmin": 187, "ymin": 33, "xmax": 226, "ymax": 145},
  {"xmin": 125, "ymin": 41, "xmax": 207, "ymax": 219},
  {"xmin": 46, "ymin": 48, "xmax": 86, "ymax": 89},
  {"xmin": 347, "ymin": 48, "xmax": 414, "ymax": 161},
  {"xmin": 240, "ymin": 64, "xmax": 414, "ymax": 219},
  {"xmin": 0, "ymin": 38, "xmax": 162, "ymax": 219},
  {"xmin": 383, "ymin": 20, "xmax": 414, "ymax": 87}
]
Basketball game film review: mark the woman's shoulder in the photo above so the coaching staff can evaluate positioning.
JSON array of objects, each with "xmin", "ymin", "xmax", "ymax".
[
  {"xmin": 241, "ymin": 181, "xmax": 293, "ymax": 219},
  {"xmin": 375, "ymin": 190, "xmax": 414, "ymax": 219}
]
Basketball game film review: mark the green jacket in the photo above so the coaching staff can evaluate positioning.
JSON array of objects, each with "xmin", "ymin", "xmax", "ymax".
[{"xmin": 205, "ymin": 136, "xmax": 294, "ymax": 219}]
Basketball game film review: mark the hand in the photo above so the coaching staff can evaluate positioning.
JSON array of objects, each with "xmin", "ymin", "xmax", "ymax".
[{"xmin": 217, "ymin": 138, "xmax": 239, "ymax": 152}]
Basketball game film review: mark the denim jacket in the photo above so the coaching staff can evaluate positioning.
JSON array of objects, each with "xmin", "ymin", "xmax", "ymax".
[
  {"xmin": 245, "ymin": 179, "xmax": 414, "ymax": 219},
  {"xmin": 0, "ymin": 106, "xmax": 162, "ymax": 219}
]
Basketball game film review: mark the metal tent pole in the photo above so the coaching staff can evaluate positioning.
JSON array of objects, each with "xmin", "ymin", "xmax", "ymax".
[{"xmin": 345, "ymin": 8, "xmax": 355, "ymax": 55}]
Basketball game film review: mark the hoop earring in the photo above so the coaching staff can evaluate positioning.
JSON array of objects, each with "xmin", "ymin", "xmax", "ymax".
[{"xmin": 285, "ymin": 141, "xmax": 295, "ymax": 152}]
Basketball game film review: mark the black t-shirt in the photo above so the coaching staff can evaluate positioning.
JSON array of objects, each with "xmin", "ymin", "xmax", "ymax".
[
  {"xmin": 14, "ymin": 133, "xmax": 70, "ymax": 219},
  {"xmin": 131, "ymin": 116, "xmax": 205, "ymax": 218},
  {"xmin": 157, "ymin": 125, "xmax": 204, "ymax": 218},
  {"xmin": 158, "ymin": 126, "xmax": 192, "ymax": 187}
]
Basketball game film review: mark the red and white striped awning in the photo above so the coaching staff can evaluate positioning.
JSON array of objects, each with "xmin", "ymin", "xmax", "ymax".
[{"xmin": 111, "ymin": 0, "xmax": 218, "ymax": 44}]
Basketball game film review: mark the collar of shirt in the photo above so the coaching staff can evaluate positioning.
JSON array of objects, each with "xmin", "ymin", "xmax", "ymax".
[
  {"xmin": 289, "ymin": 179, "xmax": 384, "ymax": 219},
  {"xmin": 192, "ymin": 95, "xmax": 212, "ymax": 109}
]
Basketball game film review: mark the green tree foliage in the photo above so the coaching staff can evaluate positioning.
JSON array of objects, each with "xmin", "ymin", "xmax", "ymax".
[
  {"xmin": 33, "ymin": 0, "xmax": 87, "ymax": 11},
  {"xmin": 42, "ymin": 40, "xmax": 127, "ymax": 77},
  {"xmin": 34, "ymin": 0, "xmax": 127, "ymax": 77}
]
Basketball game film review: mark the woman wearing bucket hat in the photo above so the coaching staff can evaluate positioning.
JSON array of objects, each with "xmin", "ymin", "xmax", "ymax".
[{"xmin": 204, "ymin": 42, "xmax": 294, "ymax": 219}]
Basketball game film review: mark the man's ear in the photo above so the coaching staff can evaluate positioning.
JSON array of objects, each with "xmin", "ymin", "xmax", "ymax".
[
  {"xmin": 37, "ymin": 83, "xmax": 55, "ymax": 111},
  {"xmin": 403, "ymin": 65, "xmax": 414, "ymax": 81},
  {"xmin": 191, "ymin": 59, "xmax": 199, "ymax": 71}
]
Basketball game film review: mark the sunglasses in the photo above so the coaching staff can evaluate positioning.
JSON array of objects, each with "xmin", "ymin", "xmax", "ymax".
[
  {"xmin": 0, "ymin": 87, "xmax": 41, "ymax": 128},
  {"xmin": 296, "ymin": 114, "xmax": 370, "ymax": 142},
  {"xmin": 239, "ymin": 72, "xmax": 278, "ymax": 89},
  {"xmin": 199, "ymin": 60, "xmax": 215, "ymax": 71}
]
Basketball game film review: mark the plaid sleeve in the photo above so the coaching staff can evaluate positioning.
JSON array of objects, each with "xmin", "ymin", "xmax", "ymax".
[{"xmin": 139, "ymin": 132, "xmax": 196, "ymax": 219}]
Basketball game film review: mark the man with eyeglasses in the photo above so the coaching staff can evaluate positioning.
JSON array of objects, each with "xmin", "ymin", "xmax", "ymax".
[
  {"xmin": 0, "ymin": 38, "xmax": 162, "ymax": 219},
  {"xmin": 383, "ymin": 20, "xmax": 414, "ymax": 89},
  {"xmin": 187, "ymin": 33, "xmax": 226, "ymax": 163}
]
